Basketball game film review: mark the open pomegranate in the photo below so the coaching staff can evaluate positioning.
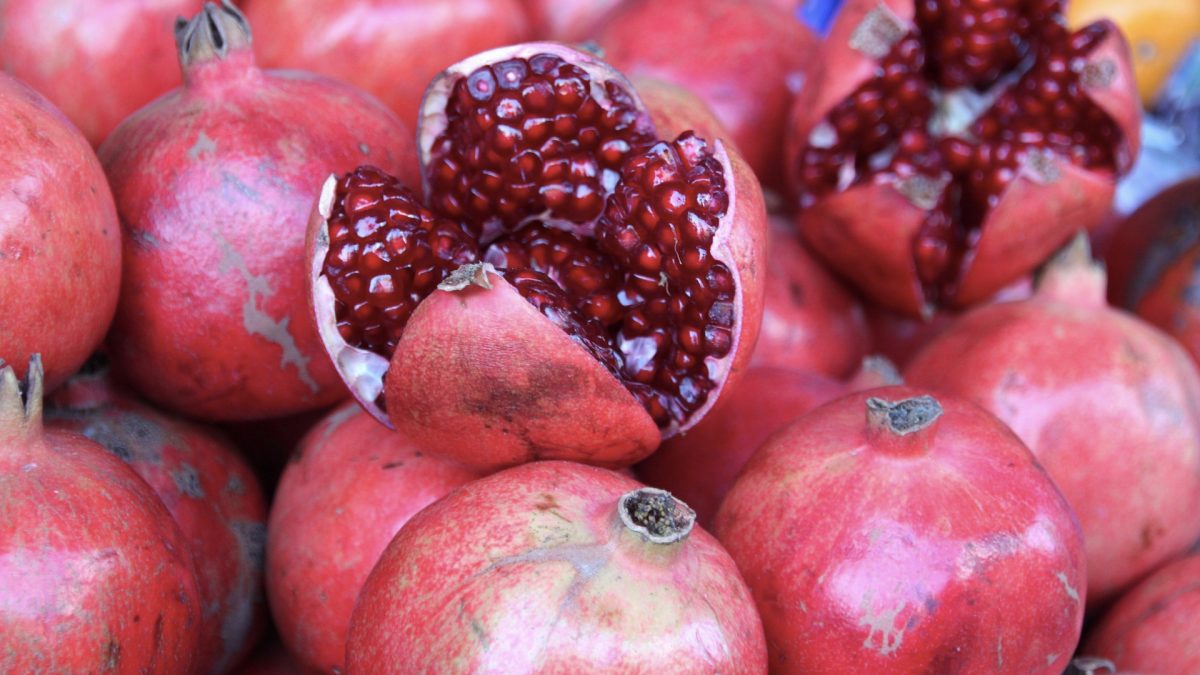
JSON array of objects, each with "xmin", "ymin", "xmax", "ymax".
[
  {"xmin": 308, "ymin": 43, "xmax": 767, "ymax": 469},
  {"xmin": 906, "ymin": 236, "xmax": 1200, "ymax": 603},
  {"xmin": 266, "ymin": 403, "xmax": 484, "ymax": 673},
  {"xmin": 788, "ymin": 0, "xmax": 1141, "ymax": 316},
  {"xmin": 0, "ymin": 0, "xmax": 205, "ymax": 145},
  {"xmin": 100, "ymin": 0, "xmax": 416, "ymax": 421},
  {"xmin": 0, "ymin": 72, "xmax": 121, "ymax": 393},
  {"xmin": 1082, "ymin": 554, "xmax": 1200, "ymax": 674},
  {"xmin": 715, "ymin": 387, "xmax": 1087, "ymax": 673},
  {"xmin": 1106, "ymin": 177, "xmax": 1200, "ymax": 369},
  {"xmin": 347, "ymin": 461, "xmax": 766, "ymax": 673},
  {"xmin": 0, "ymin": 357, "xmax": 202, "ymax": 671},
  {"xmin": 44, "ymin": 357, "xmax": 268, "ymax": 675}
]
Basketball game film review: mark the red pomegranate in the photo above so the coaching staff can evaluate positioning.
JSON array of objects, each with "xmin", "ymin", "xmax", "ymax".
[
  {"xmin": 906, "ymin": 237, "xmax": 1200, "ymax": 603},
  {"xmin": 0, "ymin": 0, "xmax": 206, "ymax": 145},
  {"xmin": 638, "ymin": 356, "xmax": 900, "ymax": 527},
  {"xmin": 715, "ymin": 386, "xmax": 1087, "ymax": 673},
  {"xmin": 266, "ymin": 402, "xmax": 484, "ymax": 673},
  {"xmin": 44, "ymin": 358, "xmax": 268, "ymax": 675},
  {"xmin": 308, "ymin": 43, "xmax": 767, "ymax": 469},
  {"xmin": 0, "ymin": 357, "xmax": 202, "ymax": 671},
  {"xmin": 788, "ymin": 0, "xmax": 1140, "ymax": 316},
  {"xmin": 347, "ymin": 461, "xmax": 765, "ymax": 673},
  {"xmin": 1083, "ymin": 554, "xmax": 1200, "ymax": 674},
  {"xmin": 100, "ymin": 1, "xmax": 417, "ymax": 421},
  {"xmin": 0, "ymin": 72, "xmax": 121, "ymax": 393},
  {"xmin": 521, "ymin": 0, "xmax": 624, "ymax": 41},
  {"xmin": 598, "ymin": 0, "xmax": 817, "ymax": 188},
  {"xmin": 245, "ymin": 0, "xmax": 530, "ymax": 133},
  {"xmin": 752, "ymin": 217, "xmax": 870, "ymax": 375},
  {"xmin": 1106, "ymin": 177, "xmax": 1200, "ymax": 369}
]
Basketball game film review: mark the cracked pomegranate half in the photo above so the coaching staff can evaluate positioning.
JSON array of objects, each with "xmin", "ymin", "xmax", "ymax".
[
  {"xmin": 787, "ymin": 0, "xmax": 1140, "ymax": 316},
  {"xmin": 308, "ymin": 43, "xmax": 766, "ymax": 469}
]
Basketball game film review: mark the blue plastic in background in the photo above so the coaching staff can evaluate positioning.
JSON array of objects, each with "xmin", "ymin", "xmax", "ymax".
[{"xmin": 797, "ymin": 0, "xmax": 846, "ymax": 35}]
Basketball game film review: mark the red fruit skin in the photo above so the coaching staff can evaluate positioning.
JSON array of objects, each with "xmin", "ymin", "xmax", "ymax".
[
  {"xmin": 521, "ymin": 0, "xmax": 625, "ymax": 40},
  {"xmin": 0, "ymin": 73, "xmax": 121, "ymax": 392},
  {"xmin": 751, "ymin": 218, "xmax": 869, "ymax": 376},
  {"xmin": 905, "ymin": 249, "xmax": 1200, "ymax": 603},
  {"xmin": 0, "ymin": 362, "xmax": 203, "ymax": 673},
  {"xmin": 637, "ymin": 366, "xmax": 845, "ymax": 528},
  {"xmin": 1083, "ymin": 555, "xmax": 1200, "ymax": 674},
  {"xmin": 266, "ymin": 403, "xmax": 484, "ymax": 673},
  {"xmin": 100, "ymin": 12, "xmax": 417, "ymax": 421},
  {"xmin": 715, "ymin": 386, "xmax": 1087, "ymax": 674},
  {"xmin": 786, "ymin": 0, "xmax": 1141, "ymax": 316},
  {"xmin": 0, "ymin": 0, "xmax": 206, "ymax": 145},
  {"xmin": 347, "ymin": 461, "xmax": 766, "ymax": 673},
  {"xmin": 598, "ymin": 0, "xmax": 817, "ymax": 187},
  {"xmin": 634, "ymin": 75, "xmax": 732, "ymax": 146},
  {"xmin": 245, "ymin": 0, "xmax": 530, "ymax": 133},
  {"xmin": 44, "ymin": 371, "xmax": 268, "ymax": 675},
  {"xmin": 1106, "ymin": 178, "xmax": 1200, "ymax": 371}
]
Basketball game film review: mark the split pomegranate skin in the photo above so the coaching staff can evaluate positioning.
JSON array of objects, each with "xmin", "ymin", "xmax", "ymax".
[{"xmin": 309, "ymin": 43, "xmax": 767, "ymax": 470}]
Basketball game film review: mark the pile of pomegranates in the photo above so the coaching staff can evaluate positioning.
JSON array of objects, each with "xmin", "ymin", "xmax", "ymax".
[{"xmin": 4, "ymin": 0, "xmax": 1200, "ymax": 671}]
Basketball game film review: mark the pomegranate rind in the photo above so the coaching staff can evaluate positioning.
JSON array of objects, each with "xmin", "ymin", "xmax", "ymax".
[
  {"xmin": 632, "ymin": 76, "xmax": 731, "ymax": 148},
  {"xmin": 385, "ymin": 267, "xmax": 661, "ymax": 469},
  {"xmin": 1079, "ymin": 21, "xmax": 1141, "ymax": 173}
]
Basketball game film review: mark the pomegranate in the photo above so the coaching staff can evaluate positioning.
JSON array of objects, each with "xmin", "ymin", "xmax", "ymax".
[
  {"xmin": 245, "ymin": 0, "xmax": 530, "ymax": 133},
  {"xmin": 1083, "ymin": 555, "xmax": 1200, "ymax": 674},
  {"xmin": 716, "ymin": 387, "xmax": 1086, "ymax": 673},
  {"xmin": 0, "ymin": 0, "xmax": 205, "ymax": 145},
  {"xmin": 752, "ymin": 217, "xmax": 870, "ymax": 375},
  {"xmin": 99, "ymin": 0, "xmax": 417, "ymax": 421},
  {"xmin": 906, "ymin": 236, "xmax": 1200, "ymax": 602},
  {"xmin": 0, "ymin": 72, "xmax": 121, "ymax": 393},
  {"xmin": 309, "ymin": 43, "xmax": 767, "ymax": 469},
  {"xmin": 598, "ymin": 0, "xmax": 818, "ymax": 187},
  {"xmin": 788, "ymin": 0, "xmax": 1141, "ymax": 316},
  {"xmin": 266, "ymin": 402, "xmax": 484, "ymax": 673},
  {"xmin": 638, "ymin": 356, "xmax": 900, "ymax": 528},
  {"xmin": 44, "ymin": 357, "xmax": 268, "ymax": 675},
  {"xmin": 1106, "ymin": 177, "xmax": 1200, "ymax": 370},
  {"xmin": 0, "ymin": 356, "xmax": 202, "ymax": 671},
  {"xmin": 521, "ymin": 0, "xmax": 625, "ymax": 41},
  {"xmin": 347, "ymin": 461, "xmax": 765, "ymax": 672}
]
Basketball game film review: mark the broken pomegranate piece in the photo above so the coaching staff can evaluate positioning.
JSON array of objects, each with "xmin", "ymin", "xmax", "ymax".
[{"xmin": 788, "ymin": 0, "xmax": 1140, "ymax": 316}]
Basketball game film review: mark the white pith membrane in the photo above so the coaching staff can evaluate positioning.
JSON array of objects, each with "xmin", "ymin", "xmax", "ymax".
[{"xmin": 310, "ymin": 43, "xmax": 748, "ymax": 438}]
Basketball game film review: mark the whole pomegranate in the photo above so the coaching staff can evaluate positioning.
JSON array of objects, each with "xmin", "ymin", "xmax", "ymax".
[
  {"xmin": 788, "ymin": 0, "xmax": 1141, "ymax": 316},
  {"xmin": 309, "ymin": 43, "xmax": 767, "ymax": 469},
  {"xmin": 1083, "ymin": 555, "xmax": 1200, "ymax": 674},
  {"xmin": 266, "ymin": 402, "xmax": 484, "ymax": 673},
  {"xmin": 751, "ymin": 217, "xmax": 870, "ymax": 375},
  {"xmin": 906, "ymin": 236, "xmax": 1200, "ymax": 602},
  {"xmin": 715, "ymin": 386, "xmax": 1087, "ymax": 673},
  {"xmin": 521, "ymin": 0, "xmax": 624, "ymax": 41},
  {"xmin": 44, "ymin": 357, "xmax": 268, "ymax": 675},
  {"xmin": 0, "ymin": 72, "xmax": 121, "ymax": 392},
  {"xmin": 0, "ymin": 357, "xmax": 202, "ymax": 672},
  {"xmin": 0, "ymin": 0, "xmax": 205, "ymax": 145},
  {"xmin": 347, "ymin": 461, "xmax": 766, "ymax": 673},
  {"xmin": 245, "ymin": 0, "xmax": 530, "ymax": 132},
  {"xmin": 100, "ymin": 0, "xmax": 417, "ymax": 421},
  {"xmin": 598, "ymin": 0, "xmax": 817, "ymax": 187},
  {"xmin": 638, "ymin": 357, "xmax": 900, "ymax": 527},
  {"xmin": 1106, "ymin": 177, "xmax": 1200, "ymax": 369}
]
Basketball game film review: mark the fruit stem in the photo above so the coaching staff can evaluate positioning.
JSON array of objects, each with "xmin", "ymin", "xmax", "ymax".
[
  {"xmin": 175, "ymin": 0, "xmax": 256, "ymax": 82},
  {"xmin": 618, "ymin": 488, "xmax": 695, "ymax": 545},
  {"xmin": 865, "ymin": 395, "xmax": 941, "ymax": 455},
  {"xmin": 0, "ymin": 356, "xmax": 44, "ymax": 444},
  {"xmin": 1034, "ymin": 233, "xmax": 1107, "ymax": 308}
]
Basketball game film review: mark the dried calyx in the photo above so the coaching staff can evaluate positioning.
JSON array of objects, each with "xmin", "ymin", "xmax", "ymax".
[
  {"xmin": 0, "ymin": 356, "xmax": 43, "ymax": 438},
  {"xmin": 619, "ymin": 487, "xmax": 696, "ymax": 543},
  {"xmin": 175, "ymin": 0, "xmax": 252, "ymax": 67},
  {"xmin": 319, "ymin": 47, "xmax": 741, "ymax": 431}
]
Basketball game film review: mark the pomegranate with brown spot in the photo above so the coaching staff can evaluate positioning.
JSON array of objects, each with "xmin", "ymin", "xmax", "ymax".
[
  {"xmin": 347, "ymin": 461, "xmax": 766, "ymax": 673},
  {"xmin": 906, "ymin": 236, "xmax": 1200, "ymax": 602},
  {"xmin": 715, "ymin": 387, "xmax": 1087, "ymax": 673},
  {"xmin": 788, "ymin": 0, "xmax": 1140, "ymax": 316},
  {"xmin": 100, "ymin": 1, "xmax": 417, "ymax": 421},
  {"xmin": 308, "ymin": 43, "xmax": 767, "ymax": 469}
]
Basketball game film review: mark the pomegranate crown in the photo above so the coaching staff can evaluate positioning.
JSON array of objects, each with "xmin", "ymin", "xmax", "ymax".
[
  {"xmin": 175, "ymin": 0, "xmax": 253, "ymax": 68},
  {"xmin": 0, "ymin": 355, "xmax": 44, "ymax": 436}
]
